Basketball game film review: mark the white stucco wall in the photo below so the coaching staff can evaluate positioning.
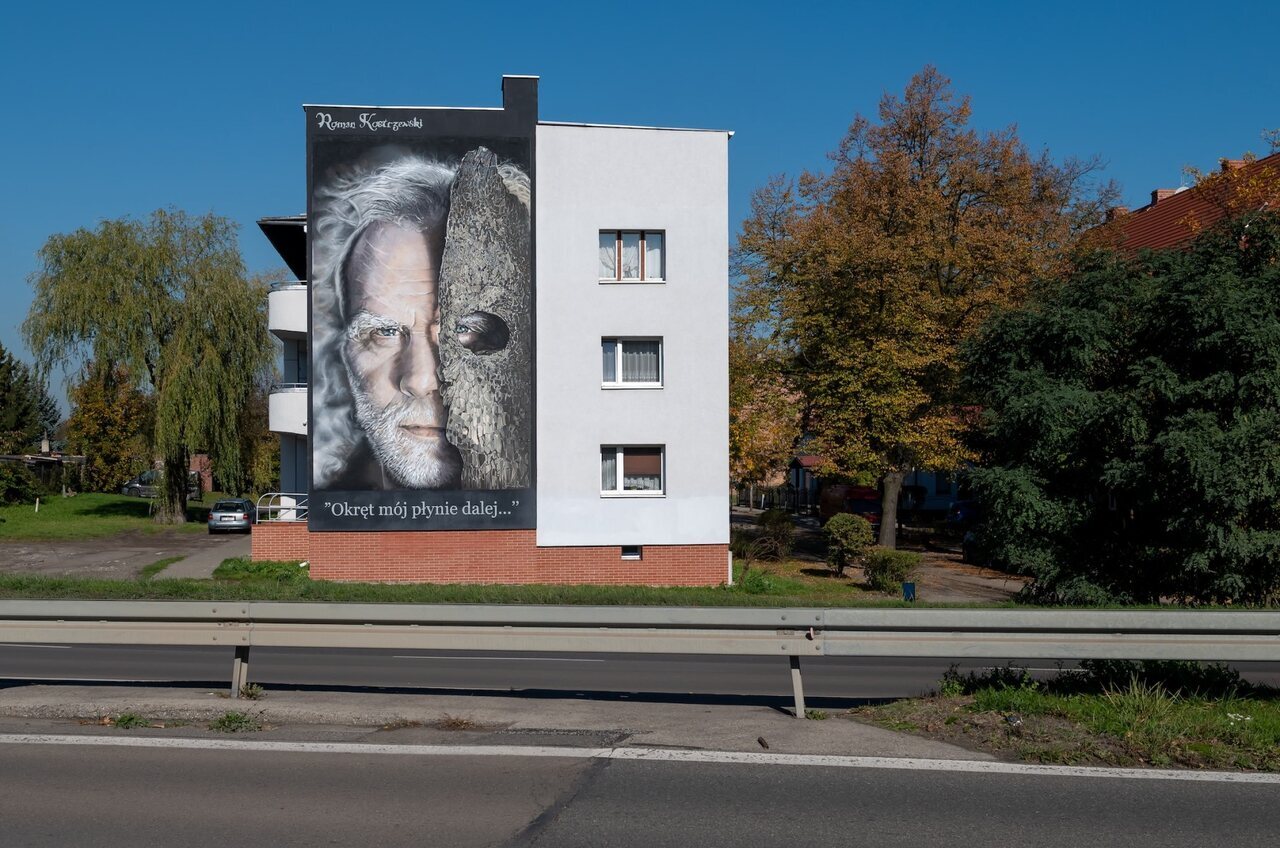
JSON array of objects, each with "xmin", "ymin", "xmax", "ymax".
[{"xmin": 535, "ymin": 124, "xmax": 730, "ymax": 546}]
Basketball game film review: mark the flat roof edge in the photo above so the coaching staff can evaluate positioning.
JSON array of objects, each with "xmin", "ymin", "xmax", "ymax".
[
  {"xmin": 302, "ymin": 104, "xmax": 505, "ymax": 111},
  {"xmin": 539, "ymin": 120, "xmax": 733, "ymax": 136}
]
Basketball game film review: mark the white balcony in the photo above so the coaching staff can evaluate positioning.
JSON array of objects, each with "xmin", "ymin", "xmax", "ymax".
[
  {"xmin": 268, "ymin": 282, "xmax": 308, "ymax": 339},
  {"xmin": 269, "ymin": 384, "xmax": 308, "ymax": 436}
]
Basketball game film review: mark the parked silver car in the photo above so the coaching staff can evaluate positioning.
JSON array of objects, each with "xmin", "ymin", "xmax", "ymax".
[
  {"xmin": 207, "ymin": 498, "xmax": 255, "ymax": 534},
  {"xmin": 122, "ymin": 469, "xmax": 202, "ymax": 500}
]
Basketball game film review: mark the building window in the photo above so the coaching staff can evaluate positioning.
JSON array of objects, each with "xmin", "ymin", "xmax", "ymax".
[
  {"xmin": 599, "ymin": 230, "xmax": 664, "ymax": 282},
  {"xmin": 601, "ymin": 338, "xmax": 662, "ymax": 387},
  {"xmin": 601, "ymin": 446, "xmax": 664, "ymax": 495},
  {"xmin": 621, "ymin": 545, "xmax": 642, "ymax": 560}
]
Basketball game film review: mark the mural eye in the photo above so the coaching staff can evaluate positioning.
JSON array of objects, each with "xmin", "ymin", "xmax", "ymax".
[
  {"xmin": 455, "ymin": 311, "xmax": 510, "ymax": 355},
  {"xmin": 374, "ymin": 326, "xmax": 400, "ymax": 338}
]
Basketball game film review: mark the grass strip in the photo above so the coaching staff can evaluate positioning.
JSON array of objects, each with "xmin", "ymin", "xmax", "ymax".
[
  {"xmin": 138, "ymin": 556, "xmax": 184, "ymax": 581},
  {"xmin": 0, "ymin": 558, "xmax": 990, "ymax": 607},
  {"xmin": 851, "ymin": 661, "xmax": 1280, "ymax": 771}
]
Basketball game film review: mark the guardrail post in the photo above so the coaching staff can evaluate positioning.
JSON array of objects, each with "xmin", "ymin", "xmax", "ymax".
[
  {"xmin": 789, "ymin": 655, "xmax": 806, "ymax": 718},
  {"xmin": 231, "ymin": 645, "xmax": 251, "ymax": 696}
]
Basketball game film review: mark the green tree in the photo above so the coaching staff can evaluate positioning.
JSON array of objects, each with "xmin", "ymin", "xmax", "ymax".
[
  {"xmin": 235, "ymin": 374, "xmax": 280, "ymax": 495},
  {"xmin": 66, "ymin": 362, "xmax": 153, "ymax": 492},
  {"xmin": 0, "ymin": 341, "xmax": 59, "ymax": 454},
  {"xmin": 735, "ymin": 66, "xmax": 1116, "ymax": 547},
  {"xmin": 24, "ymin": 210, "xmax": 270, "ymax": 522},
  {"xmin": 963, "ymin": 212, "xmax": 1280, "ymax": 605}
]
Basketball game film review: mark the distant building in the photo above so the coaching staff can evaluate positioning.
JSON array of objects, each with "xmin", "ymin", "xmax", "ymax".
[{"xmin": 1103, "ymin": 151, "xmax": 1280, "ymax": 250}]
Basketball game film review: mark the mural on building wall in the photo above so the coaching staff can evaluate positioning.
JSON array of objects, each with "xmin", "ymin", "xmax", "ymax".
[{"xmin": 307, "ymin": 106, "xmax": 534, "ymax": 531}]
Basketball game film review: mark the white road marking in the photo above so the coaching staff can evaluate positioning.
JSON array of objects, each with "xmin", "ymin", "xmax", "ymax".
[
  {"xmin": 1, "ymin": 734, "xmax": 1276, "ymax": 784},
  {"xmin": 0, "ymin": 644, "xmax": 71, "ymax": 649},
  {"xmin": 392, "ymin": 655, "xmax": 605, "ymax": 662},
  {"xmin": 0, "ymin": 676, "xmax": 183, "ymax": 683}
]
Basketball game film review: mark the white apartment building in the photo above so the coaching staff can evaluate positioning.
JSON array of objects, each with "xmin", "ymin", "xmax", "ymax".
[{"xmin": 258, "ymin": 76, "xmax": 730, "ymax": 584}]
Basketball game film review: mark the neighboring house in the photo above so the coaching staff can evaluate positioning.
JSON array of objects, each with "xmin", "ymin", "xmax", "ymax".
[
  {"xmin": 902, "ymin": 468, "xmax": 964, "ymax": 513},
  {"xmin": 786, "ymin": 455, "xmax": 822, "ymax": 513},
  {"xmin": 256, "ymin": 75, "xmax": 731, "ymax": 585},
  {"xmin": 1102, "ymin": 151, "xmax": 1279, "ymax": 250},
  {"xmin": 785, "ymin": 456, "xmax": 963, "ymax": 517}
]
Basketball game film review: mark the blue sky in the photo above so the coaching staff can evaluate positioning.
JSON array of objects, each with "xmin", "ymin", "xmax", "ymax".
[{"xmin": 2, "ymin": 0, "xmax": 1276, "ymax": 406}]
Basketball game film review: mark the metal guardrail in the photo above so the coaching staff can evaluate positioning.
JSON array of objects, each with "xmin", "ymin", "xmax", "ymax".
[
  {"xmin": 256, "ymin": 492, "xmax": 308, "ymax": 522},
  {"xmin": 0, "ymin": 602, "xmax": 1277, "ymax": 716}
]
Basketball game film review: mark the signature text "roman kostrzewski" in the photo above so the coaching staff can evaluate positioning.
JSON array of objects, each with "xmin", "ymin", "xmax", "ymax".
[{"xmin": 315, "ymin": 112, "xmax": 424, "ymax": 133}]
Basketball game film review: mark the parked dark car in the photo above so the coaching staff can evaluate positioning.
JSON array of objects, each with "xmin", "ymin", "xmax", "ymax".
[
  {"xmin": 207, "ymin": 498, "xmax": 255, "ymax": 534},
  {"xmin": 121, "ymin": 470, "xmax": 202, "ymax": 500},
  {"xmin": 819, "ymin": 484, "xmax": 883, "ymax": 534},
  {"xmin": 946, "ymin": 499, "xmax": 980, "ymax": 530},
  {"xmin": 843, "ymin": 498, "xmax": 883, "ymax": 535}
]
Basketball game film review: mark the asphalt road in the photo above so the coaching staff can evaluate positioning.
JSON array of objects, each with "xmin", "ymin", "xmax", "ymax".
[
  {"xmin": 3, "ymin": 740, "xmax": 1276, "ymax": 847},
  {"xmin": 1, "ymin": 644, "xmax": 1278, "ymax": 703}
]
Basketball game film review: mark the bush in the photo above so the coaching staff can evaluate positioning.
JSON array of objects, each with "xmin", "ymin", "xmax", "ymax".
[
  {"xmin": 863, "ymin": 547, "xmax": 921, "ymax": 593},
  {"xmin": 824, "ymin": 513, "xmax": 874, "ymax": 576},
  {"xmin": 736, "ymin": 566, "xmax": 778, "ymax": 594},
  {"xmin": 755, "ymin": 508, "xmax": 795, "ymax": 559},
  {"xmin": 0, "ymin": 464, "xmax": 39, "ymax": 505}
]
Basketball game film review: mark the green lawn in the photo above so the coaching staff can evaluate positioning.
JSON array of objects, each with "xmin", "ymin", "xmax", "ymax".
[
  {"xmin": 0, "ymin": 559, "xmax": 983, "ymax": 607},
  {"xmin": 0, "ymin": 492, "xmax": 214, "ymax": 540}
]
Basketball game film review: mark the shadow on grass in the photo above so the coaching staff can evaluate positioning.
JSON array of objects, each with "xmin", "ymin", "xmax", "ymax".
[
  {"xmin": 799, "ymin": 567, "xmax": 846, "ymax": 581},
  {"xmin": 75, "ymin": 498, "xmax": 211, "ymax": 524},
  {"xmin": 78, "ymin": 500, "xmax": 155, "ymax": 519}
]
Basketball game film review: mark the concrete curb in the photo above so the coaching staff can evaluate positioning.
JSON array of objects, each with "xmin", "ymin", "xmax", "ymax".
[{"xmin": 0, "ymin": 684, "xmax": 992, "ymax": 761}]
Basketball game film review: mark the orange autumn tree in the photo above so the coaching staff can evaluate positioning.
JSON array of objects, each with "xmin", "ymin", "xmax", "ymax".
[
  {"xmin": 729, "ymin": 335, "xmax": 801, "ymax": 491},
  {"xmin": 734, "ymin": 66, "xmax": 1116, "ymax": 547}
]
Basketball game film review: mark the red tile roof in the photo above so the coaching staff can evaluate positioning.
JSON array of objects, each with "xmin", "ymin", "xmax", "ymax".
[{"xmin": 1108, "ymin": 152, "xmax": 1280, "ymax": 251}]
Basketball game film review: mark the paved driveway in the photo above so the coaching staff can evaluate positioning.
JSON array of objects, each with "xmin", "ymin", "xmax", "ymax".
[{"xmin": 0, "ymin": 531, "xmax": 250, "ymax": 579}]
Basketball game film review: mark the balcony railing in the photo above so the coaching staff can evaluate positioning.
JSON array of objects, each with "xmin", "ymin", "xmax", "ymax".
[{"xmin": 256, "ymin": 492, "xmax": 308, "ymax": 522}]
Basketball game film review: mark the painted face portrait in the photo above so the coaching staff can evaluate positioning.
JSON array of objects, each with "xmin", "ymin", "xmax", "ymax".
[
  {"xmin": 311, "ymin": 150, "xmax": 532, "ymax": 493},
  {"xmin": 340, "ymin": 221, "xmax": 463, "ymax": 489}
]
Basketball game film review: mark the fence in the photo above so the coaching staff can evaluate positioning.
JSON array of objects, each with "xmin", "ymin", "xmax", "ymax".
[
  {"xmin": 1, "ymin": 602, "xmax": 1277, "ymax": 718},
  {"xmin": 255, "ymin": 492, "xmax": 309, "ymax": 522},
  {"xmin": 734, "ymin": 485, "xmax": 816, "ymax": 513}
]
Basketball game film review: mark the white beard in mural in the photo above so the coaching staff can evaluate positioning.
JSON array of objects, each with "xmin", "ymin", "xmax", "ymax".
[{"xmin": 348, "ymin": 380, "xmax": 464, "ymax": 489}]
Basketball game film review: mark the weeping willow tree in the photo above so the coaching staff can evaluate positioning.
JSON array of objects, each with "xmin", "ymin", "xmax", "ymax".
[{"xmin": 24, "ymin": 209, "xmax": 270, "ymax": 522}]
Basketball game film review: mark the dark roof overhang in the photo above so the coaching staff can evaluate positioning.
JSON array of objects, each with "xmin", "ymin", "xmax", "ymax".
[{"xmin": 257, "ymin": 215, "xmax": 307, "ymax": 280}]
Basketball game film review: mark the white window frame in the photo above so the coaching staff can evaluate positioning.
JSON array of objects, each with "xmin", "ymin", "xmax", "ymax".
[
  {"xmin": 601, "ymin": 337, "xmax": 663, "ymax": 389},
  {"xmin": 599, "ymin": 230, "xmax": 665, "ymax": 283},
  {"xmin": 600, "ymin": 445, "xmax": 666, "ymax": 497}
]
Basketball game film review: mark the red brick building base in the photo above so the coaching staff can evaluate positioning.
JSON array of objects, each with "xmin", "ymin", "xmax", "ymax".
[{"xmin": 251, "ymin": 523, "xmax": 728, "ymax": 586}]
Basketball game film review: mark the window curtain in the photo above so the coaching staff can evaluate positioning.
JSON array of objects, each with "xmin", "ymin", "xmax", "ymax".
[
  {"xmin": 599, "ymin": 232, "xmax": 616, "ymax": 279},
  {"xmin": 601, "ymin": 448, "xmax": 618, "ymax": 491},
  {"xmin": 621, "ymin": 340, "xmax": 660, "ymax": 383},
  {"xmin": 644, "ymin": 232, "xmax": 663, "ymax": 280},
  {"xmin": 621, "ymin": 232, "xmax": 641, "ymax": 279},
  {"xmin": 622, "ymin": 447, "xmax": 662, "ymax": 491},
  {"xmin": 602, "ymin": 339, "xmax": 617, "ymax": 382}
]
